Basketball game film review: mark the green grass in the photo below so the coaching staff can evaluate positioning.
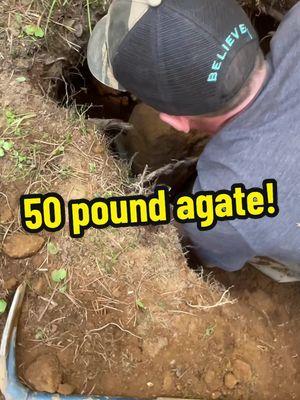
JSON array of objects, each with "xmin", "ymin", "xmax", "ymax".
[
  {"xmin": 45, "ymin": 0, "xmax": 58, "ymax": 35},
  {"xmin": 86, "ymin": 0, "xmax": 92, "ymax": 34},
  {"xmin": 5, "ymin": 109, "xmax": 36, "ymax": 136},
  {"xmin": 44, "ymin": 0, "xmax": 106, "ymax": 38}
]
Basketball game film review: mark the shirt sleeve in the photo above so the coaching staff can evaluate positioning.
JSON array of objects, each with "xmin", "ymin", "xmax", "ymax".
[
  {"xmin": 179, "ymin": 179, "xmax": 256, "ymax": 272},
  {"xmin": 270, "ymin": 2, "xmax": 300, "ymax": 67}
]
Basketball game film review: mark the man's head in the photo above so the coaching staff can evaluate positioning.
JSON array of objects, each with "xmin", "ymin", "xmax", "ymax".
[
  {"xmin": 160, "ymin": 49, "xmax": 267, "ymax": 134},
  {"xmin": 88, "ymin": 0, "xmax": 262, "ymax": 131}
]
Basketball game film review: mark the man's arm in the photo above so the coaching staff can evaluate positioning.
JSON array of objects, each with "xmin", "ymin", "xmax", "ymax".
[{"xmin": 179, "ymin": 179, "xmax": 256, "ymax": 272}]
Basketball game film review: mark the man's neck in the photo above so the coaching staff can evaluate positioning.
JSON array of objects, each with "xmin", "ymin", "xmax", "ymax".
[{"xmin": 190, "ymin": 62, "xmax": 268, "ymax": 134}]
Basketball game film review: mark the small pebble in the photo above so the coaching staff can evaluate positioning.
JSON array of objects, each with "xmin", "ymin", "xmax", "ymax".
[
  {"xmin": 233, "ymin": 359, "xmax": 252, "ymax": 382},
  {"xmin": 3, "ymin": 277, "xmax": 18, "ymax": 291},
  {"xmin": 57, "ymin": 383, "xmax": 75, "ymax": 395},
  {"xmin": 224, "ymin": 372, "xmax": 238, "ymax": 390}
]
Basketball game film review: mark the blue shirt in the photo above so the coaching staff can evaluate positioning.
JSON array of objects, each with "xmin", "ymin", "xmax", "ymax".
[{"xmin": 183, "ymin": 4, "xmax": 300, "ymax": 272}]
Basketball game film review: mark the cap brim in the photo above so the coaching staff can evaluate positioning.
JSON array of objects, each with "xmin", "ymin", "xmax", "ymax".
[{"xmin": 87, "ymin": 17, "xmax": 126, "ymax": 92}]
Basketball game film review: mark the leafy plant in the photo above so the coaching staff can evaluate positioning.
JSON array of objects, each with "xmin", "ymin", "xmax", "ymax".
[
  {"xmin": 89, "ymin": 162, "xmax": 96, "ymax": 173},
  {"xmin": 5, "ymin": 110, "xmax": 17, "ymax": 126},
  {"xmin": 0, "ymin": 140, "xmax": 14, "ymax": 157},
  {"xmin": 59, "ymin": 165, "xmax": 73, "ymax": 180},
  {"xmin": 51, "ymin": 268, "xmax": 67, "ymax": 283},
  {"xmin": 0, "ymin": 300, "xmax": 7, "ymax": 314},
  {"xmin": 136, "ymin": 299, "xmax": 146, "ymax": 311},
  {"xmin": 13, "ymin": 150, "xmax": 30, "ymax": 170},
  {"xmin": 35, "ymin": 328, "xmax": 47, "ymax": 340},
  {"xmin": 104, "ymin": 191, "xmax": 115, "ymax": 199},
  {"xmin": 54, "ymin": 145, "xmax": 65, "ymax": 156},
  {"xmin": 5, "ymin": 109, "xmax": 36, "ymax": 136},
  {"xmin": 47, "ymin": 242, "xmax": 60, "ymax": 255},
  {"xmin": 24, "ymin": 25, "xmax": 45, "ymax": 38},
  {"xmin": 204, "ymin": 325, "xmax": 216, "ymax": 338},
  {"xmin": 16, "ymin": 76, "xmax": 27, "ymax": 83},
  {"xmin": 59, "ymin": 285, "xmax": 67, "ymax": 293},
  {"xmin": 15, "ymin": 13, "xmax": 22, "ymax": 25}
]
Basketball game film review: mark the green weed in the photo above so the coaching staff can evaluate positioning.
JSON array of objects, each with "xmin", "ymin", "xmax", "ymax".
[
  {"xmin": 51, "ymin": 268, "xmax": 67, "ymax": 283},
  {"xmin": 35, "ymin": 327, "xmax": 47, "ymax": 341},
  {"xmin": 89, "ymin": 162, "xmax": 96, "ymax": 173},
  {"xmin": 0, "ymin": 300, "xmax": 7, "ymax": 314},
  {"xmin": 5, "ymin": 109, "xmax": 36, "ymax": 136},
  {"xmin": 0, "ymin": 140, "xmax": 14, "ymax": 158},
  {"xmin": 204, "ymin": 325, "xmax": 216, "ymax": 338},
  {"xmin": 47, "ymin": 242, "xmax": 60, "ymax": 255},
  {"xmin": 13, "ymin": 150, "xmax": 30, "ymax": 170},
  {"xmin": 136, "ymin": 299, "xmax": 147, "ymax": 311},
  {"xmin": 23, "ymin": 25, "xmax": 45, "ymax": 38},
  {"xmin": 15, "ymin": 76, "xmax": 27, "ymax": 83},
  {"xmin": 59, "ymin": 165, "xmax": 74, "ymax": 179}
]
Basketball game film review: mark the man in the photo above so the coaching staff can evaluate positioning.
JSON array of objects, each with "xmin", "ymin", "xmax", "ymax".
[{"xmin": 87, "ymin": 0, "xmax": 300, "ymax": 282}]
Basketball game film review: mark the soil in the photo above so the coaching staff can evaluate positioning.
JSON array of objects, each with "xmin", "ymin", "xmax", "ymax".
[{"xmin": 1, "ymin": 1, "xmax": 300, "ymax": 400}]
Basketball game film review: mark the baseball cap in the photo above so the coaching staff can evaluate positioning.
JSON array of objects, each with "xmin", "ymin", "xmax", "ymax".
[{"xmin": 87, "ymin": 0, "xmax": 259, "ymax": 116}]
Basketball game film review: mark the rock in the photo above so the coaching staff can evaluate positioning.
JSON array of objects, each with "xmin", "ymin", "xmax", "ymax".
[
  {"xmin": 211, "ymin": 391, "xmax": 222, "ymax": 399},
  {"xmin": 163, "ymin": 372, "xmax": 174, "ymax": 392},
  {"xmin": 32, "ymin": 277, "xmax": 46, "ymax": 295},
  {"xmin": 0, "ymin": 206, "xmax": 13, "ymax": 224},
  {"xmin": 3, "ymin": 233, "xmax": 45, "ymax": 259},
  {"xmin": 92, "ymin": 142, "xmax": 104, "ymax": 155},
  {"xmin": 74, "ymin": 22, "xmax": 83, "ymax": 38},
  {"xmin": 3, "ymin": 277, "xmax": 18, "ymax": 291},
  {"xmin": 232, "ymin": 359, "xmax": 252, "ymax": 382},
  {"xmin": 224, "ymin": 372, "xmax": 238, "ymax": 390},
  {"xmin": 143, "ymin": 337, "xmax": 168, "ymax": 358},
  {"xmin": 114, "ymin": 103, "xmax": 208, "ymax": 175},
  {"xmin": 57, "ymin": 383, "xmax": 75, "ymax": 395},
  {"xmin": 205, "ymin": 370, "xmax": 216, "ymax": 386},
  {"xmin": 50, "ymin": 324, "xmax": 58, "ymax": 334},
  {"xmin": 205, "ymin": 369, "xmax": 222, "ymax": 391},
  {"xmin": 24, "ymin": 353, "xmax": 62, "ymax": 393}
]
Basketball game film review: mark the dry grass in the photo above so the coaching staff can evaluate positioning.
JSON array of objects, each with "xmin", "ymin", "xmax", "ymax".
[{"xmin": 1, "ymin": 0, "xmax": 109, "ymax": 54}]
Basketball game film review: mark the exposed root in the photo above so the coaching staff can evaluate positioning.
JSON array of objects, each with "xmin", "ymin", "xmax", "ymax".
[{"xmin": 186, "ymin": 287, "xmax": 237, "ymax": 310}]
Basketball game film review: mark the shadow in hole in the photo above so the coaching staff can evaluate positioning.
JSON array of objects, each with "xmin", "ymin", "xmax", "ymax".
[{"xmin": 54, "ymin": 59, "xmax": 136, "ymax": 121}]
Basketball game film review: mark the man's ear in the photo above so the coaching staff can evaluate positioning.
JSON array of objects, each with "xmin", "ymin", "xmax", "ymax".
[{"xmin": 159, "ymin": 113, "xmax": 191, "ymax": 133}]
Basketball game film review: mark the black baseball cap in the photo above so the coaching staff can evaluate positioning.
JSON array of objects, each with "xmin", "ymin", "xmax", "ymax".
[{"xmin": 88, "ymin": 0, "xmax": 259, "ymax": 116}]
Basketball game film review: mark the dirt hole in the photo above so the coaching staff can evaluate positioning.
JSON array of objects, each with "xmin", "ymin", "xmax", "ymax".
[
  {"xmin": 248, "ymin": 9, "xmax": 280, "ymax": 52},
  {"xmin": 52, "ymin": 59, "xmax": 136, "ymax": 121}
]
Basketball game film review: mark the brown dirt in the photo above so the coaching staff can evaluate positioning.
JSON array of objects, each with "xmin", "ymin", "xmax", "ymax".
[{"xmin": 1, "ymin": 1, "xmax": 300, "ymax": 400}]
